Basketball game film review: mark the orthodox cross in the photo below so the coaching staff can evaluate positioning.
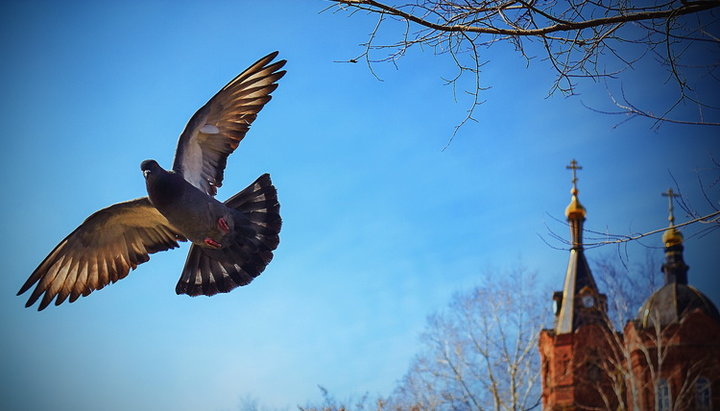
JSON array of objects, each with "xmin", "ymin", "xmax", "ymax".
[
  {"xmin": 662, "ymin": 188, "xmax": 681, "ymax": 226},
  {"xmin": 566, "ymin": 159, "xmax": 582, "ymax": 190}
]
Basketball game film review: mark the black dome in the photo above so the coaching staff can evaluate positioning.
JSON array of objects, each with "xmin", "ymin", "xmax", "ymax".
[{"xmin": 638, "ymin": 283, "xmax": 720, "ymax": 328}]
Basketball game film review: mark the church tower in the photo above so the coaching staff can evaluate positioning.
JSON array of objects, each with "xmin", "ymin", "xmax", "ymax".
[
  {"xmin": 623, "ymin": 188, "xmax": 720, "ymax": 410},
  {"xmin": 538, "ymin": 160, "xmax": 615, "ymax": 410}
]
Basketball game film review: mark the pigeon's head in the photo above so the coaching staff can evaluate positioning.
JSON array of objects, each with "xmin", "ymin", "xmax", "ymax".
[{"xmin": 140, "ymin": 159, "xmax": 162, "ymax": 179}]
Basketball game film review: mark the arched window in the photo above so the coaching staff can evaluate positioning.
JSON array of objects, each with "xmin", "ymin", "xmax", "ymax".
[
  {"xmin": 656, "ymin": 378, "xmax": 671, "ymax": 411},
  {"xmin": 696, "ymin": 377, "xmax": 712, "ymax": 411}
]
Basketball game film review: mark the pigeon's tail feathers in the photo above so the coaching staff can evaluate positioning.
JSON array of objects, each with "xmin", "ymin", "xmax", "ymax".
[
  {"xmin": 175, "ymin": 174, "xmax": 281, "ymax": 296},
  {"xmin": 224, "ymin": 173, "xmax": 281, "ymax": 241}
]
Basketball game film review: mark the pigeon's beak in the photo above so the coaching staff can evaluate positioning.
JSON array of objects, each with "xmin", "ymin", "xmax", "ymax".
[{"xmin": 143, "ymin": 170, "xmax": 151, "ymax": 178}]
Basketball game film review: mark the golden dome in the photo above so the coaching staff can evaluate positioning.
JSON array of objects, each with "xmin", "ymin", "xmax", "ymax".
[
  {"xmin": 565, "ymin": 187, "xmax": 586, "ymax": 219},
  {"xmin": 662, "ymin": 226, "xmax": 683, "ymax": 247},
  {"xmin": 660, "ymin": 188, "xmax": 683, "ymax": 247}
]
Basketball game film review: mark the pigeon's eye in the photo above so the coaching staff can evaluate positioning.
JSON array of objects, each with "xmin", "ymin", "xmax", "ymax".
[{"xmin": 143, "ymin": 170, "xmax": 151, "ymax": 178}]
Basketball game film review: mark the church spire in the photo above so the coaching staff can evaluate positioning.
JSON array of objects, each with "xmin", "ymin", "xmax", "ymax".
[
  {"xmin": 554, "ymin": 160, "xmax": 604, "ymax": 334},
  {"xmin": 660, "ymin": 188, "xmax": 688, "ymax": 285},
  {"xmin": 565, "ymin": 159, "xmax": 586, "ymax": 248}
]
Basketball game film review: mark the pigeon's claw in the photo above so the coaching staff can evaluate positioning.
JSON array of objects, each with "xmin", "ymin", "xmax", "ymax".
[
  {"xmin": 204, "ymin": 238, "xmax": 222, "ymax": 249},
  {"xmin": 217, "ymin": 217, "xmax": 230, "ymax": 233}
]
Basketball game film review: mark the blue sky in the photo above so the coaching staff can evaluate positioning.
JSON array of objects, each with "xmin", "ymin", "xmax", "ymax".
[{"xmin": 1, "ymin": 1, "xmax": 718, "ymax": 410}]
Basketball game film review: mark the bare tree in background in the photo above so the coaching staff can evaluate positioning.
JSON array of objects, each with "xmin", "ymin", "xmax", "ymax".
[
  {"xmin": 295, "ymin": 268, "xmax": 547, "ymax": 411},
  {"xmin": 593, "ymin": 252, "xmax": 660, "ymax": 329},
  {"xmin": 383, "ymin": 267, "xmax": 548, "ymax": 410},
  {"xmin": 591, "ymin": 255, "xmax": 659, "ymax": 410},
  {"xmin": 326, "ymin": 0, "xmax": 720, "ymax": 131},
  {"xmin": 298, "ymin": 386, "xmax": 378, "ymax": 411}
]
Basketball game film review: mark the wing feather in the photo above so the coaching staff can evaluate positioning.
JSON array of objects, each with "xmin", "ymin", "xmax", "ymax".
[
  {"xmin": 18, "ymin": 197, "xmax": 186, "ymax": 311},
  {"xmin": 172, "ymin": 52, "xmax": 286, "ymax": 196}
]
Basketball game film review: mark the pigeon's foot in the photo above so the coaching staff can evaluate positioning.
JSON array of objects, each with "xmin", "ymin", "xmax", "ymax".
[
  {"xmin": 204, "ymin": 238, "xmax": 222, "ymax": 249},
  {"xmin": 217, "ymin": 217, "xmax": 230, "ymax": 233}
]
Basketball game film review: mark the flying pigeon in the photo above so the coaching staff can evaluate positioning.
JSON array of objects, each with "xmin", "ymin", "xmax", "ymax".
[{"xmin": 18, "ymin": 52, "xmax": 286, "ymax": 311}]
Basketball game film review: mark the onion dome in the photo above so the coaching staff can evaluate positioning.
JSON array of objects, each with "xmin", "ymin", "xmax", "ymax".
[{"xmin": 637, "ymin": 188, "xmax": 720, "ymax": 328}]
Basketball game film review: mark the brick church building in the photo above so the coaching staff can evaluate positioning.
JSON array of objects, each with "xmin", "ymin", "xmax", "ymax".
[{"xmin": 538, "ymin": 161, "xmax": 720, "ymax": 410}]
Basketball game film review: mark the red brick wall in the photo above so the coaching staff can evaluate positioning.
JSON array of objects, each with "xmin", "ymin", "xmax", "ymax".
[
  {"xmin": 624, "ymin": 309, "xmax": 720, "ymax": 409},
  {"xmin": 539, "ymin": 324, "xmax": 619, "ymax": 410}
]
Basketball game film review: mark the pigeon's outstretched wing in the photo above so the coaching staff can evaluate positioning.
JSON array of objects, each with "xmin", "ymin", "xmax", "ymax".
[
  {"xmin": 18, "ymin": 198, "xmax": 186, "ymax": 311},
  {"xmin": 172, "ymin": 51, "xmax": 286, "ymax": 196},
  {"xmin": 176, "ymin": 174, "xmax": 280, "ymax": 296}
]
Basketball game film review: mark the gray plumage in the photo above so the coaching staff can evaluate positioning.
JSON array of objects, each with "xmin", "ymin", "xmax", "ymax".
[{"xmin": 18, "ymin": 52, "xmax": 285, "ymax": 310}]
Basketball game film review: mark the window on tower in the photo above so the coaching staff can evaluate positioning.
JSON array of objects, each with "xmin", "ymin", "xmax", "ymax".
[
  {"xmin": 656, "ymin": 379, "xmax": 672, "ymax": 411},
  {"xmin": 696, "ymin": 377, "xmax": 712, "ymax": 411}
]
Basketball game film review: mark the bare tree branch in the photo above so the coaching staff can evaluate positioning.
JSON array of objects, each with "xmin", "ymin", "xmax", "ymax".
[
  {"xmin": 333, "ymin": 0, "xmax": 718, "ymax": 36},
  {"xmin": 327, "ymin": 0, "xmax": 720, "ymax": 132},
  {"xmin": 542, "ymin": 209, "xmax": 720, "ymax": 250},
  {"xmin": 385, "ymin": 267, "xmax": 547, "ymax": 410}
]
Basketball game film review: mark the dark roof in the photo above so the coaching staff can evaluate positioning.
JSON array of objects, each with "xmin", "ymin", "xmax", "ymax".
[
  {"xmin": 555, "ymin": 248, "xmax": 603, "ymax": 333},
  {"xmin": 638, "ymin": 283, "xmax": 720, "ymax": 328}
]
